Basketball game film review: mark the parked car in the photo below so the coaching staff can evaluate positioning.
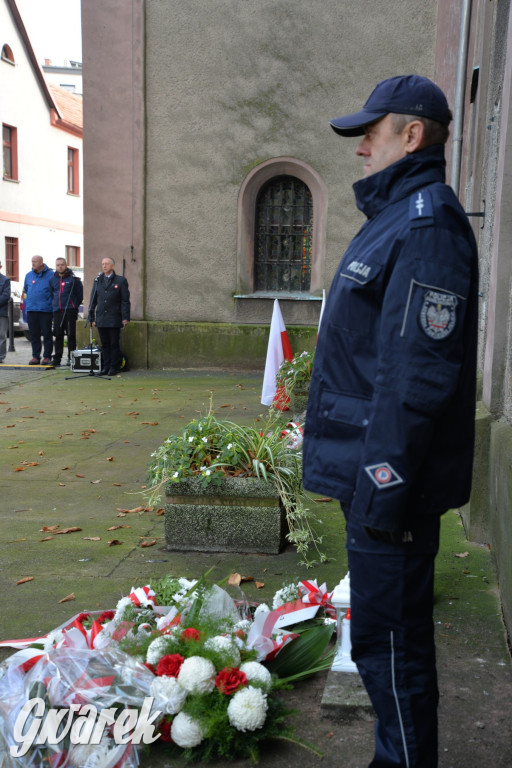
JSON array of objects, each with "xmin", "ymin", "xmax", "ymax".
[{"xmin": 9, "ymin": 282, "xmax": 30, "ymax": 339}]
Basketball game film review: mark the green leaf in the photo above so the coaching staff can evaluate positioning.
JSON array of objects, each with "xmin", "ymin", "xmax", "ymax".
[{"xmin": 265, "ymin": 622, "xmax": 335, "ymax": 678}]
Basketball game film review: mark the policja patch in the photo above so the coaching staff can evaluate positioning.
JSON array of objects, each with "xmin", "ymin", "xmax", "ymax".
[{"xmin": 419, "ymin": 289, "xmax": 457, "ymax": 340}]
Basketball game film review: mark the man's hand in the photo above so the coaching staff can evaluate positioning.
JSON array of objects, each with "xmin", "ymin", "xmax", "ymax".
[{"xmin": 364, "ymin": 526, "xmax": 405, "ymax": 546}]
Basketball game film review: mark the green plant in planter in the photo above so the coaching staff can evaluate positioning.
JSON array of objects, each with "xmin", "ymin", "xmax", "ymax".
[
  {"xmin": 146, "ymin": 406, "xmax": 326, "ymax": 566},
  {"xmin": 276, "ymin": 350, "xmax": 315, "ymax": 399}
]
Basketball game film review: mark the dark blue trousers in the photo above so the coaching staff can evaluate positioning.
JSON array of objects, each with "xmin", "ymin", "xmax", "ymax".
[
  {"xmin": 345, "ymin": 513, "xmax": 440, "ymax": 768},
  {"xmin": 27, "ymin": 311, "xmax": 53, "ymax": 360}
]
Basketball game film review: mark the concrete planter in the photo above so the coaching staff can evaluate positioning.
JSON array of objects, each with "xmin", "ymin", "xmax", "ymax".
[{"xmin": 164, "ymin": 476, "xmax": 287, "ymax": 554}]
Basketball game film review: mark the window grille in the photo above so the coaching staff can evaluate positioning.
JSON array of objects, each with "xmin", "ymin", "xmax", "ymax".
[
  {"xmin": 5, "ymin": 237, "xmax": 19, "ymax": 281},
  {"xmin": 254, "ymin": 176, "xmax": 312, "ymax": 292}
]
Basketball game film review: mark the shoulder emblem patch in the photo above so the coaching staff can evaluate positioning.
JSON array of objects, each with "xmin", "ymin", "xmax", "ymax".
[
  {"xmin": 365, "ymin": 463, "xmax": 404, "ymax": 490},
  {"xmin": 420, "ymin": 289, "xmax": 457, "ymax": 340}
]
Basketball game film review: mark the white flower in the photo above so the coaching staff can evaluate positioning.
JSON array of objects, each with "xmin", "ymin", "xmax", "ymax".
[
  {"xmin": 234, "ymin": 619, "xmax": 251, "ymax": 634},
  {"xmin": 253, "ymin": 603, "xmax": 270, "ymax": 617},
  {"xmin": 227, "ymin": 443, "xmax": 232, "ymax": 450},
  {"xmin": 204, "ymin": 469, "xmax": 211, "ymax": 476},
  {"xmin": 43, "ymin": 630, "xmax": 64, "ymax": 651},
  {"xmin": 171, "ymin": 712, "xmax": 205, "ymax": 748},
  {"xmin": 203, "ymin": 635, "xmax": 241, "ymax": 666},
  {"xmin": 272, "ymin": 582, "xmax": 300, "ymax": 609},
  {"xmin": 113, "ymin": 596, "xmax": 132, "ymax": 623},
  {"xmin": 188, "ymin": 436, "xmax": 194, "ymax": 443},
  {"xmin": 202, "ymin": 436, "xmax": 208, "ymax": 443},
  {"xmin": 146, "ymin": 635, "xmax": 174, "ymax": 665},
  {"xmin": 239, "ymin": 661, "xmax": 272, "ymax": 689},
  {"xmin": 177, "ymin": 656, "xmax": 216, "ymax": 694},
  {"xmin": 173, "ymin": 471, "xmax": 179, "ymax": 478},
  {"xmin": 227, "ymin": 686, "xmax": 268, "ymax": 732},
  {"xmin": 150, "ymin": 676, "xmax": 187, "ymax": 714}
]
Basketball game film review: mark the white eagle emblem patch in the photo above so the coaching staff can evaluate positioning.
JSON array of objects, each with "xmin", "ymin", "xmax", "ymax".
[{"xmin": 420, "ymin": 289, "xmax": 458, "ymax": 340}]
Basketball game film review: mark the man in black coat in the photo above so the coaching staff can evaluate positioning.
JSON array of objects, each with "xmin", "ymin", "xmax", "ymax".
[{"xmin": 88, "ymin": 257, "xmax": 130, "ymax": 375}]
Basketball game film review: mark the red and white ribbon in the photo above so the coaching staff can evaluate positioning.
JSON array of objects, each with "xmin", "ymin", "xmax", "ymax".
[{"xmin": 129, "ymin": 585, "xmax": 156, "ymax": 607}]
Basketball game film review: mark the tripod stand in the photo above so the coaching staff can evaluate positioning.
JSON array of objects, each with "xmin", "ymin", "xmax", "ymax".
[{"xmin": 65, "ymin": 324, "xmax": 110, "ymax": 381}]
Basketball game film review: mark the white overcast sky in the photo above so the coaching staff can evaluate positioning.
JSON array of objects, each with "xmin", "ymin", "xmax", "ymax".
[{"xmin": 15, "ymin": 0, "xmax": 82, "ymax": 65}]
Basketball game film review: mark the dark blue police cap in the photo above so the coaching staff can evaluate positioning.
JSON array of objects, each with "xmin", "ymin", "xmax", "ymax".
[{"xmin": 330, "ymin": 75, "xmax": 452, "ymax": 137}]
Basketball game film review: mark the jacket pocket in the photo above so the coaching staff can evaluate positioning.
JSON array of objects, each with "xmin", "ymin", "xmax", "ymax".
[{"xmin": 332, "ymin": 262, "xmax": 385, "ymax": 335}]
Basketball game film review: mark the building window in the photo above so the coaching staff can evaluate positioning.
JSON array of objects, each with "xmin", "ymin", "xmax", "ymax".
[
  {"xmin": 3, "ymin": 124, "xmax": 18, "ymax": 180},
  {"xmin": 67, "ymin": 147, "xmax": 79, "ymax": 194},
  {"xmin": 5, "ymin": 237, "xmax": 19, "ymax": 281},
  {"xmin": 65, "ymin": 245, "xmax": 80, "ymax": 267},
  {"xmin": 1, "ymin": 44, "xmax": 14, "ymax": 64},
  {"xmin": 254, "ymin": 176, "xmax": 312, "ymax": 292}
]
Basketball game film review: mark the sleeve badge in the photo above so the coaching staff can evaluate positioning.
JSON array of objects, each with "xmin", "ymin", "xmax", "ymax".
[{"xmin": 419, "ymin": 289, "xmax": 457, "ymax": 340}]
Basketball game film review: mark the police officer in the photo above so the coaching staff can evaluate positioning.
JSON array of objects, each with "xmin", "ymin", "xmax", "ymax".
[
  {"xmin": 303, "ymin": 75, "xmax": 478, "ymax": 767},
  {"xmin": 88, "ymin": 257, "xmax": 130, "ymax": 375}
]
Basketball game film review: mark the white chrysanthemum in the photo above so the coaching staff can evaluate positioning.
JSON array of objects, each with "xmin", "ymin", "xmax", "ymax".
[
  {"xmin": 150, "ymin": 675, "xmax": 187, "ymax": 714},
  {"xmin": 170, "ymin": 711, "xmax": 205, "ymax": 748},
  {"xmin": 68, "ymin": 734, "xmax": 120, "ymax": 767},
  {"xmin": 114, "ymin": 596, "xmax": 132, "ymax": 623},
  {"xmin": 177, "ymin": 656, "xmax": 216, "ymax": 694},
  {"xmin": 227, "ymin": 686, "xmax": 268, "ymax": 732},
  {"xmin": 146, "ymin": 635, "xmax": 173, "ymax": 665},
  {"xmin": 253, "ymin": 603, "xmax": 270, "ymax": 617},
  {"xmin": 272, "ymin": 583, "xmax": 300, "ymax": 609},
  {"xmin": 239, "ymin": 661, "xmax": 272, "ymax": 689},
  {"xmin": 234, "ymin": 619, "xmax": 251, "ymax": 634},
  {"xmin": 203, "ymin": 635, "xmax": 241, "ymax": 666},
  {"xmin": 43, "ymin": 630, "xmax": 64, "ymax": 651}
]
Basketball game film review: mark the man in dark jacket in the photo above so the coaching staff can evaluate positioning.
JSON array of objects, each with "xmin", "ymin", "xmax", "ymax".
[
  {"xmin": 0, "ymin": 262, "xmax": 10, "ymax": 364},
  {"xmin": 51, "ymin": 258, "xmax": 83, "ymax": 366},
  {"xmin": 23, "ymin": 255, "xmax": 54, "ymax": 365},
  {"xmin": 303, "ymin": 76, "xmax": 478, "ymax": 768},
  {"xmin": 88, "ymin": 257, "xmax": 130, "ymax": 375}
]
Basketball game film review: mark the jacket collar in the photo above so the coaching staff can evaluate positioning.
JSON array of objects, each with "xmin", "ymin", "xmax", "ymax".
[{"xmin": 352, "ymin": 144, "xmax": 447, "ymax": 220}]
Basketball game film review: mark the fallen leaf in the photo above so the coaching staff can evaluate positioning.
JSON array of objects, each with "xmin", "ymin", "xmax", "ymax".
[
  {"xmin": 58, "ymin": 482, "xmax": 66, "ymax": 486},
  {"xmin": 116, "ymin": 512, "xmax": 127, "ymax": 518},
  {"xmin": 107, "ymin": 457, "xmax": 115, "ymax": 462},
  {"xmin": 40, "ymin": 536, "xmax": 54, "ymax": 541},
  {"xmin": 126, "ymin": 411, "xmax": 139, "ymax": 416},
  {"xmin": 116, "ymin": 506, "xmax": 145, "ymax": 514},
  {"xmin": 91, "ymin": 480, "xmax": 101, "ymax": 484},
  {"xmin": 54, "ymin": 527, "xmax": 82, "ymax": 535},
  {"xmin": 141, "ymin": 422, "xmax": 159, "ymax": 426},
  {"xmin": 14, "ymin": 467, "xmax": 26, "ymax": 472},
  {"xmin": 454, "ymin": 551, "xmax": 469, "ymax": 558},
  {"xmin": 61, "ymin": 466, "xmax": 70, "ymax": 470},
  {"xmin": 38, "ymin": 450, "xmax": 44, "ymax": 456},
  {"xmin": 240, "ymin": 575, "xmax": 255, "ymax": 583},
  {"xmin": 58, "ymin": 593, "xmax": 76, "ymax": 604},
  {"xmin": 220, "ymin": 404, "xmax": 231, "ymax": 408},
  {"xmin": 16, "ymin": 576, "xmax": 34, "ymax": 585},
  {"xmin": 76, "ymin": 474, "xmax": 85, "ymax": 478},
  {"xmin": 314, "ymin": 497, "xmax": 333, "ymax": 503},
  {"xmin": 83, "ymin": 537, "xmax": 101, "ymax": 541},
  {"xmin": 6, "ymin": 424, "xmax": 16, "ymax": 428},
  {"xmin": 7, "ymin": 446, "xmax": 18, "ymax": 449},
  {"xmin": 108, "ymin": 539, "xmax": 123, "ymax": 546},
  {"xmin": 25, "ymin": 462, "xmax": 39, "ymax": 467},
  {"xmin": 255, "ymin": 581, "xmax": 265, "ymax": 589},
  {"xmin": 112, "ymin": 483, "xmax": 121, "ymax": 486},
  {"xmin": 107, "ymin": 525, "xmax": 131, "ymax": 530},
  {"xmin": 40, "ymin": 525, "xmax": 60, "ymax": 532},
  {"xmin": 155, "ymin": 508, "xmax": 165, "ymax": 516},
  {"xmin": 140, "ymin": 539, "xmax": 157, "ymax": 547},
  {"xmin": 228, "ymin": 573, "xmax": 242, "ymax": 586}
]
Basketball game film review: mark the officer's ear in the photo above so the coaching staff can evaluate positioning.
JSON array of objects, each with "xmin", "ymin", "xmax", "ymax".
[{"xmin": 403, "ymin": 120, "xmax": 425, "ymax": 154}]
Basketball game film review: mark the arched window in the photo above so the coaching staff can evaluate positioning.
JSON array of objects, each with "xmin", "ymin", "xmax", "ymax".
[
  {"xmin": 1, "ymin": 44, "xmax": 14, "ymax": 64},
  {"xmin": 254, "ymin": 176, "xmax": 312, "ymax": 292}
]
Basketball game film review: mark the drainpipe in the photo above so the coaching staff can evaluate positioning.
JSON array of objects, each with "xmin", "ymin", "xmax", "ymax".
[{"xmin": 450, "ymin": 0, "xmax": 473, "ymax": 197}]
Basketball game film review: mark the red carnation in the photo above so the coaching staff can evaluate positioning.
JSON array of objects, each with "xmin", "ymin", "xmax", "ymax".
[
  {"xmin": 76, "ymin": 613, "xmax": 89, "ymax": 624},
  {"xmin": 98, "ymin": 611, "xmax": 115, "ymax": 624},
  {"xmin": 181, "ymin": 627, "xmax": 200, "ymax": 642},
  {"xmin": 156, "ymin": 653, "xmax": 184, "ymax": 678},
  {"xmin": 215, "ymin": 667, "xmax": 248, "ymax": 695},
  {"xmin": 158, "ymin": 716, "xmax": 173, "ymax": 742}
]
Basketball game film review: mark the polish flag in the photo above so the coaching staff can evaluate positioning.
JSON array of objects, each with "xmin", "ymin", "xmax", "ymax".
[{"xmin": 261, "ymin": 299, "xmax": 293, "ymax": 406}]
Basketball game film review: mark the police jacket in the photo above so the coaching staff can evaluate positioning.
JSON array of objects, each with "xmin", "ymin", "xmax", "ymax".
[
  {"xmin": 0, "ymin": 274, "xmax": 10, "ymax": 318},
  {"xmin": 23, "ymin": 265, "xmax": 54, "ymax": 312},
  {"xmin": 303, "ymin": 145, "xmax": 479, "ymax": 533},
  {"xmin": 50, "ymin": 269, "xmax": 83, "ymax": 312},
  {"xmin": 88, "ymin": 272, "xmax": 130, "ymax": 328}
]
